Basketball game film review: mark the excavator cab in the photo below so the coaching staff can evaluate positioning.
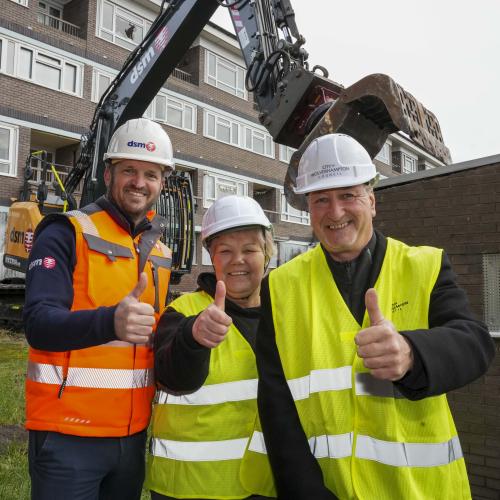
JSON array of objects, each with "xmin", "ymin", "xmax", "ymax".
[{"xmin": 3, "ymin": 151, "xmax": 68, "ymax": 274}]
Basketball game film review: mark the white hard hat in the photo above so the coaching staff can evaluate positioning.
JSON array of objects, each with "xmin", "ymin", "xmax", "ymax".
[
  {"xmin": 294, "ymin": 133, "xmax": 377, "ymax": 194},
  {"xmin": 104, "ymin": 118, "xmax": 174, "ymax": 171},
  {"xmin": 201, "ymin": 195, "xmax": 272, "ymax": 247}
]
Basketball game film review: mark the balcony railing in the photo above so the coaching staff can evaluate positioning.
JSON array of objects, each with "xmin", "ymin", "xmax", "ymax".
[
  {"xmin": 172, "ymin": 67, "xmax": 192, "ymax": 84},
  {"xmin": 29, "ymin": 160, "xmax": 83, "ymax": 195},
  {"xmin": 36, "ymin": 11, "xmax": 81, "ymax": 38}
]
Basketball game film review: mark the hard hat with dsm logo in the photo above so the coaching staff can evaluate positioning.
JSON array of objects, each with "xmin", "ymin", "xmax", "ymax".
[{"xmin": 104, "ymin": 118, "xmax": 174, "ymax": 172}]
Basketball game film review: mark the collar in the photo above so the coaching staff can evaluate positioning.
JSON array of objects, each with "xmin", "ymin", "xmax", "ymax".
[{"xmin": 96, "ymin": 196, "xmax": 152, "ymax": 238}]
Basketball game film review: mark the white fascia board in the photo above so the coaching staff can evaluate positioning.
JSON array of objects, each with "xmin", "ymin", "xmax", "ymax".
[
  {"xmin": 198, "ymin": 32, "xmax": 244, "ymax": 66},
  {"xmin": 174, "ymin": 156, "xmax": 282, "ymax": 190},
  {"xmin": 391, "ymin": 132, "xmax": 445, "ymax": 166},
  {"xmin": 0, "ymin": 115, "xmax": 82, "ymax": 140},
  {"xmin": 203, "ymin": 23, "xmax": 240, "ymax": 51}
]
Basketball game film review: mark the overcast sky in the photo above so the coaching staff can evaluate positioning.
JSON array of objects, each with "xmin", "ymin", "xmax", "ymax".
[{"xmin": 211, "ymin": 1, "xmax": 500, "ymax": 164}]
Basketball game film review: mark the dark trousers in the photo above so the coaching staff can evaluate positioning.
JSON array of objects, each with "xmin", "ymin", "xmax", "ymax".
[{"xmin": 29, "ymin": 429, "xmax": 147, "ymax": 500}]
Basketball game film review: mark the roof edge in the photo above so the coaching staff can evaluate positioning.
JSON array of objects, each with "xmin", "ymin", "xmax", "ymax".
[{"xmin": 376, "ymin": 153, "xmax": 500, "ymax": 190}]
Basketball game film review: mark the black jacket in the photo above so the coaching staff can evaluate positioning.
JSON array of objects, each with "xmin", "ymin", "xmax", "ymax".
[
  {"xmin": 154, "ymin": 272, "xmax": 260, "ymax": 392},
  {"xmin": 256, "ymin": 231, "xmax": 495, "ymax": 500}
]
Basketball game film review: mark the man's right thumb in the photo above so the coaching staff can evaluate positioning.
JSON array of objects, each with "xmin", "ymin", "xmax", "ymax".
[
  {"xmin": 365, "ymin": 288, "xmax": 384, "ymax": 326},
  {"xmin": 130, "ymin": 272, "xmax": 148, "ymax": 300},
  {"xmin": 214, "ymin": 280, "xmax": 226, "ymax": 311}
]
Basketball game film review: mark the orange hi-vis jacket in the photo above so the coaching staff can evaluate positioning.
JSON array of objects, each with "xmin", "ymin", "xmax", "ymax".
[{"xmin": 26, "ymin": 203, "xmax": 172, "ymax": 437}]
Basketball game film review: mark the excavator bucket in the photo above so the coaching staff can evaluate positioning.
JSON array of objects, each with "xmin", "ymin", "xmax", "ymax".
[{"xmin": 284, "ymin": 73, "xmax": 451, "ymax": 210}]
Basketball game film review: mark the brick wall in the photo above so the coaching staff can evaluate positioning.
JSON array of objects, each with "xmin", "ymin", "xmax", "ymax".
[{"xmin": 375, "ymin": 159, "xmax": 500, "ymax": 500}]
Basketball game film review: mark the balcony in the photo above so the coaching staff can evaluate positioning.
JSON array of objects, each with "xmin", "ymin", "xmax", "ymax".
[
  {"xmin": 29, "ymin": 159, "xmax": 83, "ymax": 197},
  {"xmin": 36, "ymin": 11, "xmax": 81, "ymax": 38},
  {"xmin": 172, "ymin": 67, "xmax": 192, "ymax": 84}
]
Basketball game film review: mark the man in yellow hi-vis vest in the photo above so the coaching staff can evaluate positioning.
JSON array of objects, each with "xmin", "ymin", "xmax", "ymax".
[{"xmin": 247, "ymin": 134, "xmax": 495, "ymax": 499}]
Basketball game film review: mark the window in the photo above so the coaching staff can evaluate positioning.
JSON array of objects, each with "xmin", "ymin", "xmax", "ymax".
[
  {"xmin": 279, "ymin": 241, "xmax": 310, "ymax": 265},
  {"xmin": 279, "ymin": 144, "xmax": 295, "ymax": 163},
  {"xmin": 9, "ymin": 0, "xmax": 28, "ymax": 6},
  {"xmin": 483, "ymin": 254, "xmax": 500, "ymax": 337},
  {"xmin": 281, "ymin": 192, "xmax": 310, "ymax": 225},
  {"xmin": 204, "ymin": 110, "xmax": 274, "ymax": 158},
  {"xmin": 402, "ymin": 152, "xmax": 417, "ymax": 174},
  {"xmin": 376, "ymin": 142, "xmax": 391, "ymax": 165},
  {"xmin": 205, "ymin": 50, "xmax": 246, "ymax": 99},
  {"xmin": 202, "ymin": 243, "xmax": 212, "ymax": 266},
  {"xmin": 92, "ymin": 68, "xmax": 116, "ymax": 103},
  {"xmin": 0, "ymin": 35, "xmax": 83, "ymax": 96},
  {"xmin": 191, "ymin": 233, "xmax": 197, "ymax": 266},
  {"xmin": 0, "ymin": 123, "xmax": 18, "ymax": 177},
  {"xmin": 98, "ymin": 0, "xmax": 152, "ymax": 50},
  {"xmin": 154, "ymin": 94, "xmax": 196, "ymax": 133},
  {"xmin": 203, "ymin": 173, "xmax": 247, "ymax": 208}
]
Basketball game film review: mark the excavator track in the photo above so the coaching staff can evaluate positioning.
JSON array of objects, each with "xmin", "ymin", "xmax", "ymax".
[{"xmin": 0, "ymin": 281, "xmax": 25, "ymax": 331}]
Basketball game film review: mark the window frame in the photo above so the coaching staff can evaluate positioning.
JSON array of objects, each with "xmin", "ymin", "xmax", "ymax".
[
  {"xmin": 0, "ymin": 122, "xmax": 19, "ymax": 178},
  {"xmin": 154, "ymin": 94, "xmax": 197, "ymax": 134},
  {"xmin": 91, "ymin": 67, "xmax": 117, "ymax": 103},
  {"xmin": 401, "ymin": 152, "xmax": 417, "ymax": 174},
  {"xmin": 0, "ymin": 35, "xmax": 83, "ymax": 97},
  {"xmin": 205, "ymin": 50, "xmax": 246, "ymax": 100},
  {"xmin": 375, "ymin": 142, "xmax": 391, "ymax": 165},
  {"xmin": 278, "ymin": 240, "xmax": 310, "ymax": 265},
  {"xmin": 279, "ymin": 144, "xmax": 296, "ymax": 163},
  {"xmin": 203, "ymin": 172, "xmax": 248, "ymax": 209},
  {"xmin": 482, "ymin": 254, "xmax": 500, "ymax": 338},
  {"xmin": 204, "ymin": 110, "xmax": 274, "ymax": 159},
  {"xmin": 280, "ymin": 191, "xmax": 310, "ymax": 225},
  {"xmin": 97, "ymin": 0, "xmax": 152, "ymax": 50}
]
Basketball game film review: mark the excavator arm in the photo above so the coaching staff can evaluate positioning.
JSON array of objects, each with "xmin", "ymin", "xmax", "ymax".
[{"xmin": 6, "ymin": 0, "xmax": 451, "ymax": 283}]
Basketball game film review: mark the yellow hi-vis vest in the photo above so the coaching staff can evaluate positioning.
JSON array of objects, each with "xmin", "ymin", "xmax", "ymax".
[
  {"xmin": 145, "ymin": 290, "xmax": 274, "ymax": 499},
  {"xmin": 241, "ymin": 239, "xmax": 471, "ymax": 500}
]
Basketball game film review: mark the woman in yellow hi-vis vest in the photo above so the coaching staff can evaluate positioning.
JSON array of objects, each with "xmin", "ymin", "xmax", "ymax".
[
  {"xmin": 146, "ymin": 195, "xmax": 276, "ymax": 500},
  {"xmin": 245, "ymin": 134, "xmax": 495, "ymax": 499}
]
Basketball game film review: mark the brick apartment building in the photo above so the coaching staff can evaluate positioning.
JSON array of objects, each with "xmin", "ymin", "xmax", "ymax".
[{"xmin": 0, "ymin": 0, "xmax": 445, "ymax": 293}]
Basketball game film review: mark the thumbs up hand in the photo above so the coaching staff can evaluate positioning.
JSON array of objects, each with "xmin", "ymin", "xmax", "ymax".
[
  {"xmin": 355, "ymin": 288, "xmax": 414, "ymax": 381},
  {"xmin": 193, "ymin": 281, "xmax": 233, "ymax": 349},
  {"xmin": 114, "ymin": 272, "xmax": 156, "ymax": 344}
]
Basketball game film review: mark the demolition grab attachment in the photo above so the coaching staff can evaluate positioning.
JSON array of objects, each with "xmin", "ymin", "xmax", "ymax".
[{"xmin": 284, "ymin": 73, "xmax": 452, "ymax": 211}]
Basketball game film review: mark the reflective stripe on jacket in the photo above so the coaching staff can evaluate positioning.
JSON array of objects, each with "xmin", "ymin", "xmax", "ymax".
[
  {"xmin": 26, "ymin": 206, "xmax": 171, "ymax": 437},
  {"xmin": 241, "ymin": 239, "xmax": 471, "ymax": 500},
  {"xmin": 146, "ymin": 290, "xmax": 273, "ymax": 498}
]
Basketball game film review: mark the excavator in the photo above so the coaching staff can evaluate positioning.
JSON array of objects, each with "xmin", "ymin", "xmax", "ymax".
[{"xmin": 1, "ymin": 0, "xmax": 450, "ymax": 328}]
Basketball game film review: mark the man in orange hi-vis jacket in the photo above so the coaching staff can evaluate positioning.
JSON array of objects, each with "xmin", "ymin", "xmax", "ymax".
[{"xmin": 23, "ymin": 118, "xmax": 174, "ymax": 500}]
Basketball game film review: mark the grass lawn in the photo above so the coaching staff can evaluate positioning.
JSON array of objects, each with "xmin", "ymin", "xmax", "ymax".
[
  {"xmin": 0, "ymin": 329, "xmax": 150, "ymax": 500},
  {"xmin": 0, "ymin": 329, "xmax": 30, "ymax": 500}
]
